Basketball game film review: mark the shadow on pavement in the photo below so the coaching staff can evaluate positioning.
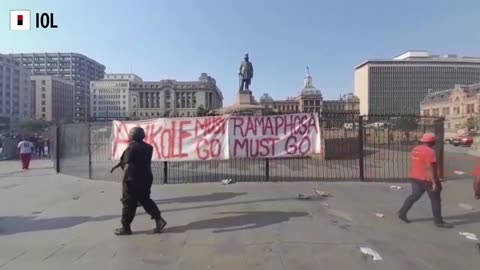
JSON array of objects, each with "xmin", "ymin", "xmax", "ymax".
[
  {"xmin": 0, "ymin": 215, "xmax": 119, "ymax": 235},
  {"xmin": 163, "ymin": 211, "xmax": 309, "ymax": 233},
  {"xmin": 410, "ymin": 211, "xmax": 480, "ymax": 226},
  {"xmin": 154, "ymin": 192, "xmax": 247, "ymax": 204},
  {"xmin": 161, "ymin": 197, "xmax": 297, "ymax": 213}
]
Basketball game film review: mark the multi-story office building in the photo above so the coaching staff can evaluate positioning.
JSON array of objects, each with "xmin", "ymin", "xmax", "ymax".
[
  {"xmin": 354, "ymin": 51, "xmax": 480, "ymax": 115},
  {"xmin": 131, "ymin": 73, "xmax": 223, "ymax": 119},
  {"xmin": 10, "ymin": 52, "xmax": 105, "ymax": 122},
  {"xmin": 90, "ymin": 74, "xmax": 142, "ymax": 121},
  {"xmin": 31, "ymin": 75, "xmax": 74, "ymax": 123},
  {"xmin": 0, "ymin": 54, "xmax": 34, "ymax": 129},
  {"xmin": 421, "ymin": 83, "xmax": 480, "ymax": 130},
  {"xmin": 259, "ymin": 68, "xmax": 359, "ymax": 114}
]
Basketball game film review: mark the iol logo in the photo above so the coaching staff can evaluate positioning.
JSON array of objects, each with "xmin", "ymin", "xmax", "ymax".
[{"xmin": 10, "ymin": 10, "xmax": 58, "ymax": 31}]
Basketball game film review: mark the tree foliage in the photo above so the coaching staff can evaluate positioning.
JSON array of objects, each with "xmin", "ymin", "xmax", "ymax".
[
  {"xmin": 196, "ymin": 105, "xmax": 208, "ymax": 117},
  {"xmin": 16, "ymin": 120, "xmax": 54, "ymax": 133},
  {"xmin": 391, "ymin": 117, "xmax": 418, "ymax": 131}
]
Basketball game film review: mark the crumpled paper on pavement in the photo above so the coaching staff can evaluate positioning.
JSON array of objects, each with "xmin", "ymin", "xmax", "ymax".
[
  {"xmin": 359, "ymin": 247, "xmax": 382, "ymax": 261},
  {"xmin": 459, "ymin": 232, "xmax": 479, "ymax": 241}
]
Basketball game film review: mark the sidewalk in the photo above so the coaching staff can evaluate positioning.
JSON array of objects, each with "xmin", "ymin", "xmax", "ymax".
[{"xmin": 0, "ymin": 160, "xmax": 479, "ymax": 270}]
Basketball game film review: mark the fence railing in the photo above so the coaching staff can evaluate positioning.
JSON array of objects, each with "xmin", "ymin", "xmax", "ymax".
[{"xmin": 51, "ymin": 113, "xmax": 444, "ymax": 184}]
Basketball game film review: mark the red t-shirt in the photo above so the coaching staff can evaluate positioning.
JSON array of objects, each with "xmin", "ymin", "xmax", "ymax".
[
  {"xmin": 409, "ymin": 145, "xmax": 436, "ymax": 181},
  {"xmin": 473, "ymin": 160, "xmax": 480, "ymax": 177}
]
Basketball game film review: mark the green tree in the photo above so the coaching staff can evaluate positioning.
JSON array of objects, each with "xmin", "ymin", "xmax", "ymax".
[
  {"xmin": 196, "ymin": 105, "xmax": 208, "ymax": 117},
  {"xmin": 16, "ymin": 119, "xmax": 54, "ymax": 133},
  {"xmin": 392, "ymin": 117, "xmax": 418, "ymax": 131}
]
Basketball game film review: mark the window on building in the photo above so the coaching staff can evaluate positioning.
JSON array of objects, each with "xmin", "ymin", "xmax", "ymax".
[
  {"xmin": 423, "ymin": 109, "xmax": 430, "ymax": 116},
  {"xmin": 42, "ymin": 80, "xmax": 46, "ymax": 85},
  {"xmin": 454, "ymin": 107, "xmax": 460, "ymax": 114},
  {"xmin": 467, "ymin": 104, "xmax": 475, "ymax": 114},
  {"xmin": 41, "ymin": 101, "xmax": 46, "ymax": 105},
  {"xmin": 432, "ymin": 108, "xmax": 439, "ymax": 116},
  {"xmin": 42, "ymin": 107, "xmax": 46, "ymax": 112},
  {"xmin": 442, "ymin": 107, "xmax": 450, "ymax": 116},
  {"xmin": 42, "ymin": 94, "xmax": 46, "ymax": 99}
]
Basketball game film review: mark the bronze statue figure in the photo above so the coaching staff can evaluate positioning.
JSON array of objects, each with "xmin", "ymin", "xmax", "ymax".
[{"xmin": 239, "ymin": 53, "xmax": 254, "ymax": 91}]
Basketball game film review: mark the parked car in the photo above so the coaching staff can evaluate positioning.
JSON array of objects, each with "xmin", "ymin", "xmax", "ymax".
[{"xmin": 449, "ymin": 135, "xmax": 473, "ymax": 146}]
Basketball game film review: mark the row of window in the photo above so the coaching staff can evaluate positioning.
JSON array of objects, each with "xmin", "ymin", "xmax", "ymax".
[
  {"xmin": 93, "ymin": 95, "xmax": 127, "ymax": 99},
  {"xmin": 94, "ymin": 100, "xmax": 126, "ymax": 105},
  {"xmin": 93, "ymin": 106, "xmax": 127, "ymax": 111},
  {"xmin": 423, "ymin": 104, "xmax": 478, "ymax": 116}
]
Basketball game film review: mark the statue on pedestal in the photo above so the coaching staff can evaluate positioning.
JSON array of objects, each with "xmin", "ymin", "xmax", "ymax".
[{"xmin": 239, "ymin": 53, "xmax": 254, "ymax": 92}]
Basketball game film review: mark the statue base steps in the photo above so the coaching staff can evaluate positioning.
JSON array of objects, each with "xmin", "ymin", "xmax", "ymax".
[{"xmin": 235, "ymin": 90, "xmax": 255, "ymax": 105}]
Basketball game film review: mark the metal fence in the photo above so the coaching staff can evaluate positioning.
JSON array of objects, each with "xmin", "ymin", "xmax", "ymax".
[{"xmin": 52, "ymin": 113, "xmax": 444, "ymax": 184}]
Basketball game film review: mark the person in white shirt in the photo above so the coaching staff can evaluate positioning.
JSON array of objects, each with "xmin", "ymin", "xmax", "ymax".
[{"xmin": 17, "ymin": 138, "xmax": 34, "ymax": 170}]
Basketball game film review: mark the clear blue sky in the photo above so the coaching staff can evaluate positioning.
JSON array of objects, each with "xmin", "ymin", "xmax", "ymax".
[{"xmin": 2, "ymin": 0, "xmax": 480, "ymax": 104}]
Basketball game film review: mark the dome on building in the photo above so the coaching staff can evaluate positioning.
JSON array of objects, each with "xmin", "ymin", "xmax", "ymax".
[
  {"xmin": 341, "ymin": 93, "xmax": 359, "ymax": 102},
  {"xmin": 300, "ymin": 67, "xmax": 322, "ymax": 97},
  {"xmin": 260, "ymin": 93, "xmax": 274, "ymax": 102}
]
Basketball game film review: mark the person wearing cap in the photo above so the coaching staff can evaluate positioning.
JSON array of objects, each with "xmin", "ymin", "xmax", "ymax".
[
  {"xmin": 114, "ymin": 127, "xmax": 167, "ymax": 235},
  {"xmin": 398, "ymin": 133, "xmax": 453, "ymax": 228}
]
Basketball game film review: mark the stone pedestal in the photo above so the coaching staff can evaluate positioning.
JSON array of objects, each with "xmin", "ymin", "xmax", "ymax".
[
  {"xmin": 213, "ymin": 89, "xmax": 273, "ymax": 115},
  {"xmin": 236, "ymin": 90, "xmax": 255, "ymax": 105}
]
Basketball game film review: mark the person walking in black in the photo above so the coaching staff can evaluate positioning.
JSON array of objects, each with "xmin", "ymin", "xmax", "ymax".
[{"xmin": 113, "ymin": 127, "xmax": 167, "ymax": 235}]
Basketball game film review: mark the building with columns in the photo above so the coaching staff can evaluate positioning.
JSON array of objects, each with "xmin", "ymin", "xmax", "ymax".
[
  {"xmin": 90, "ymin": 73, "xmax": 141, "ymax": 121},
  {"xmin": 132, "ymin": 73, "xmax": 223, "ymax": 119},
  {"xmin": 259, "ymin": 68, "xmax": 359, "ymax": 114}
]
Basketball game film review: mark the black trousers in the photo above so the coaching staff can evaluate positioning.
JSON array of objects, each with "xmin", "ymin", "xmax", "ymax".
[
  {"xmin": 398, "ymin": 179, "xmax": 443, "ymax": 224},
  {"xmin": 121, "ymin": 181, "xmax": 161, "ymax": 227}
]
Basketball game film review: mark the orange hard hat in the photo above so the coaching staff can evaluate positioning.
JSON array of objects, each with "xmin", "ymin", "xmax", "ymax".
[{"xmin": 420, "ymin": 133, "xmax": 436, "ymax": 143}]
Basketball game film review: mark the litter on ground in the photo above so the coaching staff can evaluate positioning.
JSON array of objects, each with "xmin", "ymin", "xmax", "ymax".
[
  {"xmin": 453, "ymin": 170, "xmax": 465, "ymax": 175},
  {"xmin": 375, "ymin": 213, "xmax": 385, "ymax": 218},
  {"xmin": 390, "ymin": 185, "xmax": 402, "ymax": 190},
  {"xmin": 459, "ymin": 232, "xmax": 479, "ymax": 241},
  {"xmin": 297, "ymin": 193, "xmax": 311, "ymax": 200},
  {"xmin": 313, "ymin": 189, "xmax": 331, "ymax": 197},
  {"xmin": 458, "ymin": 203, "xmax": 474, "ymax": 210},
  {"xmin": 221, "ymin": 179, "xmax": 233, "ymax": 185},
  {"xmin": 72, "ymin": 195, "xmax": 80, "ymax": 200},
  {"xmin": 359, "ymin": 247, "xmax": 382, "ymax": 261}
]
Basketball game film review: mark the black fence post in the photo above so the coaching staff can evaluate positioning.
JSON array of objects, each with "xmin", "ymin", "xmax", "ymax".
[
  {"xmin": 434, "ymin": 117, "xmax": 445, "ymax": 179},
  {"xmin": 87, "ymin": 123, "xmax": 92, "ymax": 179},
  {"xmin": 55, "ymin": 125, "xmax": 60, "ymax": 173},
  {"xmin": 358, "ymin": 115, "xmax": 365, "ymax": 181},
  {"xmin": 265, "ymin": 158, "xmax": 270, "ymax": 181},
  {"xmin": 163, "ymin": 161, "xmax": 168, "ymax": 184}
]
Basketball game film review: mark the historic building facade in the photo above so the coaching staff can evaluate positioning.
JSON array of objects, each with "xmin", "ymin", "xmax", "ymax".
[
  {"xmin": 421, "ymin": 83, "xmax": 480, "ymax": 130},
  {"xmin": 131, "ymin": 73, "xmax": 223, "ymax": 119},
  {"xmin": 259, "ymin": 68, "xmax": 359, "ymax": 114}
]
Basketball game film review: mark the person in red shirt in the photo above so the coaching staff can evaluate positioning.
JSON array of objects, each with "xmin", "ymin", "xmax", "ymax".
[
  {"xmin": 472, "ymin": 161, "xmax": 480, "ymax": 200},
  {"xmin": 398, "ymin": 133, "xmax": 453, "ymax": 228}
]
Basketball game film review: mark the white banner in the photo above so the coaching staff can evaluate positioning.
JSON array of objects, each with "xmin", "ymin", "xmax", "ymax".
[
  {"xmin": 228, "ymin": 113, "xmax": 321, "ymax": 159},
  {"xmin": 112, "ymin": 116, "xmax": 229, "ymax": 161},
  {"xmin": 112, "ymin": 113, "xmax": 321, "ymax": 161}
]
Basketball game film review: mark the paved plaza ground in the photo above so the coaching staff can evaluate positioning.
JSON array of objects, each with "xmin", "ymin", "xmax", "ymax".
[{"xmin": 1, "ymin": 158, "xmax": 480, "ymax": 270}]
